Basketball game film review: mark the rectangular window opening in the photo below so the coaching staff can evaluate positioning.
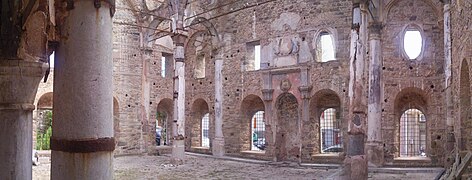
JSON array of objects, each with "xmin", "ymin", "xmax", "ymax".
[{"xmin": 246, "ymin": 41, "xmax": 261, "ymax": 71}]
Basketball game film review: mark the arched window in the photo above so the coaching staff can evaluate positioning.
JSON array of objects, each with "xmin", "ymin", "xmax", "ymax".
[
  {"xmin": 195, "ymin": 53, "xmax": 206, "ymax": 78},
  {"xmin": 403, "ymin": 28, "xmax": 423, "ymax": 60},
  {"xmin": 320, "ymin": 108, "xmax": 342, "ymax": 153},
  {"xmin": 400, "ymin": 109, "xmax": 426, "ymax": 157},
  {"xmin": 201, "ymin": 113, "xmax": 210, "ymax": 147},
  {"xmin": 251, "ymin": 111, "xmax": 265, "ymax": 151},
  {"xmin": 316, "ymin": 32, "xmax": 336, "ymax": 62}
]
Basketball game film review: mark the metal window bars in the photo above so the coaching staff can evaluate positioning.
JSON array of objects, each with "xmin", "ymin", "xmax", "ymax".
[
  {"xmin": 320, "ymin": 108, "xmax": 343, "ymax": 153},
  {"xmin": 251, "ymin": 111, "xmax": 266, "ymax": 151},
  {"xmin": 400, "ymin": 109, "xmax": 427, "ymax": 157},
  {"xmin": 201, "ymin": 113, "xmax": 210, "ymax": 148}
]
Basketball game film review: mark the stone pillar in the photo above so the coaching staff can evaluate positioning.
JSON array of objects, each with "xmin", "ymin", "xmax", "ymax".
[
  {"xmin": 0, "ymin": 61, "xmax": 46, "ymax": 179},
  {"xmin": 299, "ymin": 67, "xmax": 312, "ymax": 163},
  {"xmin": 262, "ymin": 88, "xmax": 274, "ymax": 160},
  {"xmin": 341, "ymin": 2, "xmax": 368, "ymax": 180},
  {"xmin": 442, "ymin": 0, "xmax": 455, "ymax": 167},
  {"xmin": 51, "ymin": 0, "xmax": 115, "ymax": 179},
  {"xmin": 366, "ymin": 22, "xmax": 384, "ymax": 167},
  {"xmin": 171, "ymin": 32, "xmax": 187, "ymax": 164},
  {"xmin": 213, "ymin": 54, "xmax": 225, "ymax": 157}
]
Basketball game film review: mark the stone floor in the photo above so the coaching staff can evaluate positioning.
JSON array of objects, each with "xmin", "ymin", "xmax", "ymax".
[{"xmin": 33, "ymin": 154, "xmax": 442, "ymax": 180}]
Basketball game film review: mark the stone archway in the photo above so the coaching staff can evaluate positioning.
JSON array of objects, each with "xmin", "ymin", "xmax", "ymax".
[
  {"xmin": 187, "ymin": 98, "xmax": 210, "ymax": 150},
  {"xmin": 460, "ymin": 59, "xmax": 471, "ymax": 150},
  {"xmin": 393, "ymin": 87, "xmax": 429, "ymax": 158},
  {"xmin": 35, "ymin": 92, "xmax": 53, "ymax": 150},
  {"xmin": 156, "ymin": 98, "xmax": 173, "ymax": 146},
  {"xmin": 240, "ymin": 94, "xmax": 266, "ymax": 152},
  {"xmin": 304, "ymin": 89, "xmax": 343, "ymax": 159},
  {"xmin": 275, "ymin": 93, "xmax": 300, "ymax": 162}
]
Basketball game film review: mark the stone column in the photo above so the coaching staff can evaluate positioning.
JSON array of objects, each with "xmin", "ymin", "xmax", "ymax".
[
  {"xmin": 341, "ymin": 2, "xmax": 368, "ymax": 180},
  {"xmin": 0, "ymin": 61, "xmax": 46, "ymax": 179},
  {"xmin": 262, "ymin": 71, "xmax": 275, "ymax": 161},
  {"xmin": 212, "ymin": 54, "xmax": 225, "ymax": 157},
  {"xmin": 51, "ymin": 1, "xmax": 115, "ymax": 179},
  {"xmin": 298, "ymin": 67, "xmax": 312, "ymax": 163},
  {"xmin": 171, "ymin": 32, "xmax": 187, "ymax": 164},
  {"xmin": 366, "ymin": 22, "xmax": 384, "ymax": 167},
  {"xmin": 442, "ymin": 0, "xmax": 455, "ymax": 166},
  {"xmin": 262, "ymin": 88, "xmax": 274, "ymax": 160}
]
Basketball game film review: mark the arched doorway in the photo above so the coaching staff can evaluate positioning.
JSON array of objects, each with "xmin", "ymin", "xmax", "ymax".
[
  {"xmin": 188, "ymin": 98, "xmax": 210, "ymax": 149},
  {"xmin": 275, "ymin": 93, "xmax": 300, "ymax": 162},
  {"xmin": 307, "ymin": 89, "xmax": 343, "ymax": 157},
  {"xmin": 156, "ymin": 98, "xmax": 173, "ymax": 146},
  {"xmin": 240, "ymin": 94, "xmax": 266, "ymax": 152},
  {"xmin": 393, "ymin": 88, "xmax": 428, "ymax": 158},
  {"xmin": 36, "ymin": 92, "xmax": 53, "ymax": 150},
  {"xmin": 400, "ymin": 109, "xmax": 427, "ymax": 157}
]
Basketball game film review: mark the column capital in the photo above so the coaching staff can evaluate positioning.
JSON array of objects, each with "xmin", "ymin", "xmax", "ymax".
[
  {"xmin": 298, "ymin": 86, "xmax": 313, "ymax": 100},
  {"xmin": 65, "ymin": 0, "xmax": 116, "ymax": 17},
  {"xmin": 368, "ymin": 22, "xmax": 383, "ymax": 39},
  {"xmin": 262, "ymin": 89, "xmax": 274, "ymax": 101}
]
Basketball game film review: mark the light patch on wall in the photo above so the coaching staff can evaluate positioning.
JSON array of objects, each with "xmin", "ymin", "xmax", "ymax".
[{"xmin": 404, "ymin": 30, "xmax": 422, "ymax": 60}]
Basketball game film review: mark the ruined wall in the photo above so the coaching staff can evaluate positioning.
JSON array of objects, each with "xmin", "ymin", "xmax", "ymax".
[
  {"xmin": 181, "ymin": 0, "xmax": 353, "ymax": 163},
  {"xmin": 381, "ymin": 0, "xmax": 446, "ymax": 166},
  {"xmin": 451, "ymin": 0, "xmax": 472, "ymax": 152},
  {"xmin": 113, "ymin": 0, "xmax": 177, "ymax": 154}
]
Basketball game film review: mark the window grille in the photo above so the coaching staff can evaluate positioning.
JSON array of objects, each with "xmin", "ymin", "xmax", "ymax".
[
  {"xmin": 202, "ymin": 113, "xmax": 210, "ymax": 148},
  {"xmin": 320, "ymin": 108, "xmax": 342, "ymax": 153},
  {"xmin": 251, "ymin": 111, "xmax": 265, "ymax": 151},
  {"xmin": 400, "ymin": 109, "xmax": 427, "ymax": 157}
]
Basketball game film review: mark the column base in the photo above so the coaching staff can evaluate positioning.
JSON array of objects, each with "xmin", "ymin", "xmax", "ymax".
[
  {"xmin": 212, "ymin": 137, "xmax": 225, "ymax": 157},
  {"xmin": 51, "ymin": 151, "xmax": 113, "ymax": 179},
  {"xmin": 340, "ymin": 155, "xmax": 368, "ymax": 180},
  {"xmin": 171, "ymin": 139, "xmax": 185, "ymax": 165},
  {"xmin": 366, "ymin": 141, "xmax": 384, "ymax": 167}
]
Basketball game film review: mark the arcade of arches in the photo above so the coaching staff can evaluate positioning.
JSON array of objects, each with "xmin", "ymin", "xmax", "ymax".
[{"xmin": 2, "ymin": 0, "xmax": 472, "ymax": 179}]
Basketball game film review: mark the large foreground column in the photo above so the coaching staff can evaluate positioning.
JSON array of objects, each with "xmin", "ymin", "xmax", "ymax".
[
  {"xmin": 366, "ymin": 22, "xmax": 384, "ymax": 167},
  {"xmin": 51, "ymin": 1, "xmax": 114, "ymax": 179},
  {"xmin": 342, "ymin": 2, "xmax": 368, "ymax": 179},
  {"xmin": 213, "ymin": 55, "xmax": 225, "ymax": 157},
  {"xmin": 171, "ymin": 34, "xmax": 187, "ymax": 164},
  {"xmin": 0, "ymin": 60, "xmax": 46, "ymax": 179}
]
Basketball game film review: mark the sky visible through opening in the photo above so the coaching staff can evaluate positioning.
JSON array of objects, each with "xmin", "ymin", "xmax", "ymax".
[
  {"xmin": 321, "ymin": 34, "xmax": 335, "ymax": 62},
  {"xmin": 404, "ymin": 30, "xmax": 422, "ymax": 59},
  {"xmin": 255, "ymin": 45, "xmax": 261, "ymax": 70},
  {"xmin": 161, "ymin": 56, "xmax": 166, "ymax": 77},
  {"xmin": 49, "ymin": 52, "xmax": 55, "ymax": 67}
]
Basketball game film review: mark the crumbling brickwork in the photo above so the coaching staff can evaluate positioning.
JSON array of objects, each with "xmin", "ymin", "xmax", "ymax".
[{"xmin": 30, "ymin": 0, "xmax": 472, "ymax": 168}]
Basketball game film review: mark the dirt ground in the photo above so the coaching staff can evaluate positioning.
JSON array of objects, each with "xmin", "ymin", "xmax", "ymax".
[{"xmin": 33, "ymin": 154, "xmax": 441, "ymax": 180}]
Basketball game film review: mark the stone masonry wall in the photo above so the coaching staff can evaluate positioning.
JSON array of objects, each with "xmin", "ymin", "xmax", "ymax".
[{"xmin": 451, "ymin": 0, "xmax": 472, "ymax": 152}]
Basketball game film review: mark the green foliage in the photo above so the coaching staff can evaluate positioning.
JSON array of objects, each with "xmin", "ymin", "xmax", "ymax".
[{"xmin": 36, "ymin": 111, "xmax": 52, "ymax": 150}]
